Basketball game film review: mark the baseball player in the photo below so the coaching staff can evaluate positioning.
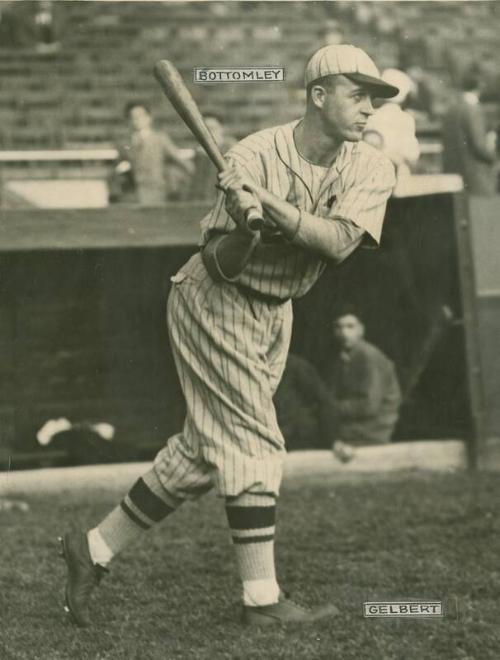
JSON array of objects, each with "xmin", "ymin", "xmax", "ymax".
[{"xmin": 59, "ymin": 44, "xmax": 398, "ymax": 627}]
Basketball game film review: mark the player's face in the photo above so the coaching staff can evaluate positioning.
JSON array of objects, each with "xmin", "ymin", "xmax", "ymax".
[
  {"xmin": 129, "ymin": 106, "xmax": 152, "ymax": 132},
  {"xmin": 334, "ymin": 315, "xmax": 364, "ymax": 349},
  {"xmin": 319, "ymin": 76, "xmax": 375, "ymax": 142}
]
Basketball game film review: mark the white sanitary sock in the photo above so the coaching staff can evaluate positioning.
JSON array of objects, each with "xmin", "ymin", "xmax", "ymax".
[
  {"xmin": 243, "ymin": 578, "xmax": 280, "ymax": 607},
  {"xmin": 87, "ymin": 527, "xmax": 114, "ymax": 567}
]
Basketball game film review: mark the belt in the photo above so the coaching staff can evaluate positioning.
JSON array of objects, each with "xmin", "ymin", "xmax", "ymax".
[
  {"xmin": 200, "ymin": 247, "xmax": 289, "ymax": 306},
  {"xmin": 236, "ymin": 283, "xmax": 290, "ymax": 306}
]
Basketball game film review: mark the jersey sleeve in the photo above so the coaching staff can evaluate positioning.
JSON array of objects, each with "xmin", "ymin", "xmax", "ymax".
[
  {"xmin": 331, "ymin": 154, "xmax": 396, "ymax": 246},
  {"xmin": 199, "ymin": 147, "xmax": 265, "ymax": 246}
]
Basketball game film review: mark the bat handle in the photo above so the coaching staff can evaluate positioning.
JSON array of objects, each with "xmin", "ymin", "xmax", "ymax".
[{"xmin": 246, "ymin": 206, "xmax": 265, "ymax": 231}]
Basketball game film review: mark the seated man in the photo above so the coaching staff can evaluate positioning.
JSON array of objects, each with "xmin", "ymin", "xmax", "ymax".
[
  {"xmin": 274, "ymin": 352, "xmax": 332, "ymax": 451},
  {"xmin": 327, "ymin": 308, "xmax": 401, "ymax": 454}
]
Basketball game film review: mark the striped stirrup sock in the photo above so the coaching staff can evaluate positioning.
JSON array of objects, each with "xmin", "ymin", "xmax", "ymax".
[
  {"xmin": 89, "ymin": 468, "xmax": 181, "ymax": 563},
  {"xmin": 225, "ymin": 493, "xmax": 280, "ymax": 607}
]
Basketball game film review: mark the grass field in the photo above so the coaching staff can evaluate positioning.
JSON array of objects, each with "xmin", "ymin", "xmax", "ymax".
[{"xmin": 1, "ymin": 470, "xmax": 499, "ymax": 660}]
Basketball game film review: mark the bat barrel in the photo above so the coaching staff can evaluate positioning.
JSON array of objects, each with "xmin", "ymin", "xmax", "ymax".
[
  {"xmin": 154, "ymin": 60, "xmax": 227, "ymax": 172},
  {"xmin": 154, "ymin": 59, "xmax": 265, "ymax": 230}
]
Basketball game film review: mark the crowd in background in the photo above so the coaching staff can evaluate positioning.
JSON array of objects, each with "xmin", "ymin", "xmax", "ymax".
[
  {"xmin": 110, "ymin": 54, "xmax": 498, "ymax": 206},
  {"xmin": 1, "ymin": 1, "xmax": 499, "ymax": 201},
  {"xmin": 0, "ymin": 0, "xmax": 59, "ymax": 52},
  {"xmin": 109, "ymin": 104, "xmax": 236, "ymax": 205}
]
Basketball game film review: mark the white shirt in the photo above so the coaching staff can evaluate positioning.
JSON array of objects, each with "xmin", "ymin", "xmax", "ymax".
[{"xmin": 366, "ymin": 103, "xmax": 420, "ymax": 169}]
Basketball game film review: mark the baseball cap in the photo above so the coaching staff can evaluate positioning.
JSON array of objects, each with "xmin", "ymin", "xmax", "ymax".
[{"xmin": 305, "ymin": 44, "xmax": 399, "ymax": 99}]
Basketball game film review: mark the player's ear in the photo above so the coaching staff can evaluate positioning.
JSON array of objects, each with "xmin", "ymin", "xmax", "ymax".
[{"xmin": 309, "ymin": 84, "xmax": 327, "ymax": 110}]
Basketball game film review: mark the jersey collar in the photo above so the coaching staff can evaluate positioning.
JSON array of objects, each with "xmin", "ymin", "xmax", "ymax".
[{"xmin": 274, "ymin": 120, "xmax": 354, "ymax": 205}]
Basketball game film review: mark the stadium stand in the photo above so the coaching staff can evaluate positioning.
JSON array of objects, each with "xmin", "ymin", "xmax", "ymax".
[{"xmin": 0, "ymin": 1, "xmax": 498, "ymax": 194}]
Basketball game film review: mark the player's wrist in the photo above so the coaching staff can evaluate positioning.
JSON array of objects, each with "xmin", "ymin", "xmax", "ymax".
[{"xmin": 248, "ymin": 184, "xmax": 272, "ymax": 206}]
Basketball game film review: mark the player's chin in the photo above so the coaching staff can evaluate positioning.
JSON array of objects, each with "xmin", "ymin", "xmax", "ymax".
[
  {"xmin": 347, "ymin": 126, "xmax": 365, "ymax": 141},
  {"xmin": 341, "ymin": 127, "xmax": 364, "ymax": 142}
]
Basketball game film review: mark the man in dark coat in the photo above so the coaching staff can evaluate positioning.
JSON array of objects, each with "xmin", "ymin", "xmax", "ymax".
[
  {"xmin": 327, "ymin": 309, "xmax": 401, "ymax": 448},
  {"xmin": 274, "ymin": 353, "xmax": 333, "ymax": 451},
  {"xmin": 442, "ymin": 66, "xmax": 497, "ymax": 196}
]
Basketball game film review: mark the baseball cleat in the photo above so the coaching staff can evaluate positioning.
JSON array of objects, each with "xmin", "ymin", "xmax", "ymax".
[
  {"xmin": 59, "ymin": 532, "xmax": 108, "ymax": 627},
  {"xmin": 243, "ymin": 596, "xmax": 340, "ymax": 626}
]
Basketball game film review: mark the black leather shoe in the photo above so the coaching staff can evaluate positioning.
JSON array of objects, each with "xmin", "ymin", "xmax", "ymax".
[
  {"xmin": 243, "ymin": 596, "xmax": 339, "ymax": 626},
  {"xmin": 58, "ymin": 532, "xmax": 108, "ymax": 627}
]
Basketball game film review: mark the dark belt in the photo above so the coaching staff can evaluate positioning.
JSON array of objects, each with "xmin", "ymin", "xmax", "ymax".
[
  {"xmin": 200, "ymin": 247, "xmax": 289, "ymax": 306},
  {"xmin": 236, "ymin": 283, "xmax": 290, "ymax": 306}
]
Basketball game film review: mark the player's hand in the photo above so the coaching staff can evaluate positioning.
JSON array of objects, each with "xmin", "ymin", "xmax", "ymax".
[
  {"xmin": 217, "ymin": 168, "xmax": 263, "ymax": 234},
  {"xmin": 332, "ymin": 440, "xmax": 356, "ymax": 464},
  {"xmin": 218, "ymin": 168, "xmax": 270, "ymax": 203}
]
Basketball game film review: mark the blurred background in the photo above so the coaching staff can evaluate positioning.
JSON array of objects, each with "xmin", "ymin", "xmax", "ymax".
[
  {"xmin": 0, "ymin": 0, "xmax": 499, "ymax": 207},
  {"xmin": 0, "ymin": 0, "xmax": 499, "ymax": 470}
]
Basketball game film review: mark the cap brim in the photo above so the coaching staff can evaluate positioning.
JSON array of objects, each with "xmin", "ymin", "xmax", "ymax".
[{"xmin": 345, "ymin": 73, "xmax": 399, "ymax": 99}]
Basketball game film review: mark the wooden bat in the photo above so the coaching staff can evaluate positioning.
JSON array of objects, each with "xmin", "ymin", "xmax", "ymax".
[{"xmin": 153, "ymin": 59, "xmax": 264, "ymax": 229}]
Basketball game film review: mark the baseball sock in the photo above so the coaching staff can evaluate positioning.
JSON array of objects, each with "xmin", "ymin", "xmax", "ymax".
[
  {"xmin": 225, "ymin": 492, "xmax": 280, "ymax": 607},
  {"xmin": 87, "ymin": 468, "xmax": 181, "ymax": 566}
]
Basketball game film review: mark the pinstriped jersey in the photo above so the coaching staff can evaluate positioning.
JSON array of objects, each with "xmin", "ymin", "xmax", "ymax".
[{"xmin": 198, "ymin": 119, "xmax": 396, "ymax": 300}]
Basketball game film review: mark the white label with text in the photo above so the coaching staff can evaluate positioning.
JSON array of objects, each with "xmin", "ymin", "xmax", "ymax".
[
  {"xmin": 194, "ymin": 66, "xmax": 284, "ymax": 83},
  {"xmin": 363, "ymin": 601, "xmax": 444, "ymax": 618}
]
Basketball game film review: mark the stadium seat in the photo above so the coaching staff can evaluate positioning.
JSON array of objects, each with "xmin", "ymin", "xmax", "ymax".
[{"xmin": 0, "ymin": 0, "xmax": 498, "ymax": 158}]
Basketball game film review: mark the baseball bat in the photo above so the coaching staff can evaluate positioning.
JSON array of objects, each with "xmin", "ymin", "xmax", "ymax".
[{"xmin": 153, "ymin": 59, "xmax": 264, "ymax": 230}]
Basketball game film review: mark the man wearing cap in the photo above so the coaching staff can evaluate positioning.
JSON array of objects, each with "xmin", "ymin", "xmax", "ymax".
[
  {"xmin": 364, "ymin": 68, "xmax": 420, "ymax": 179},
  {"xmin": 60, "ymin": 45, "xmax": 397, "ymax": 627}
]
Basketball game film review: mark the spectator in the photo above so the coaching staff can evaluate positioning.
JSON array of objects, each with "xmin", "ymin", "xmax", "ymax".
[
  {"xmin": 326, "ymin": 308, "xmax": 401, "ymax": 452},
  {"xmin": 364, "ymin": 68, "xmax": 420, "ymax": 179},
  {"xmin": 274, "ymin": 353, "xmax": 332, "ymax": 452},
  {"xmin": 35, "ymin": 1, "xmax": 60, "ymax": 54},
  {"xmin": 442, "ymin": 65, "xmax": 497, "ymax": 196},
  {"xmin": 403, "ymin": 65, "xmax": 435, "ymax": 118},
  {"xmin": 374, "ymin": 9, "xmax": 397, "ymax": 36},
  {"xmin": 0, "ymin": 1, "xmax": 35, "ymax": 47},
  {"xmin": 113, "ymin": 101, "xmax": 193, "ymax": 206},
  {"xmin": 319, "ymin": 19, "xmax": 344, "ymax": 46},
  {"xmin": 353, "ymin": 2, "xmax": 374, "ymax": 28},
  {"xmin": 187, "ymin": 114, "xmax": 235, "ymax": 201}
]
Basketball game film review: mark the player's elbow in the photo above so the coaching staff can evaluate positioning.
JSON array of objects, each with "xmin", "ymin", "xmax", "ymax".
[
  {"xmin": 323, "ymin": 235, "xmax": 363, "ymax": 264},
  {"xmin": 326, "ymin": 250, "xmax": 348, "ymax": 265}
]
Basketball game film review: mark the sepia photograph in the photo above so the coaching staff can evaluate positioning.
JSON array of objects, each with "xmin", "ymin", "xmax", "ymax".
[{"xmin": 0, "ymin": 0, "xmax": 499, "ymax": 658}]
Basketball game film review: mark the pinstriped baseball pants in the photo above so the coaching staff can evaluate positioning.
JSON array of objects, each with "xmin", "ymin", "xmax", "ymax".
[{"xmin": 153, "ymin": 253, "xmax": 293, "ymax": 499}]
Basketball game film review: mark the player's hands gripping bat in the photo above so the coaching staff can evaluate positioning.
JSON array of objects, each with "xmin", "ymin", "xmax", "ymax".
[
  {"xmin": 153, "ymin": 60, "xmax": 264, "ymax": 230},
  {"xmin": 217, "ymin": 167, "xmax": 265, "ymax": 236}
]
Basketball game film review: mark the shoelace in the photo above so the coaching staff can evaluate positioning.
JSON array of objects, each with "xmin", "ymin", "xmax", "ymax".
[
  {"xmin": 279, "ymin": 591, "xmax": 311, "ymax": 613},
  {"xmin": 286, "ymin": 599, "xmax": 310, "ymax": 613}
]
